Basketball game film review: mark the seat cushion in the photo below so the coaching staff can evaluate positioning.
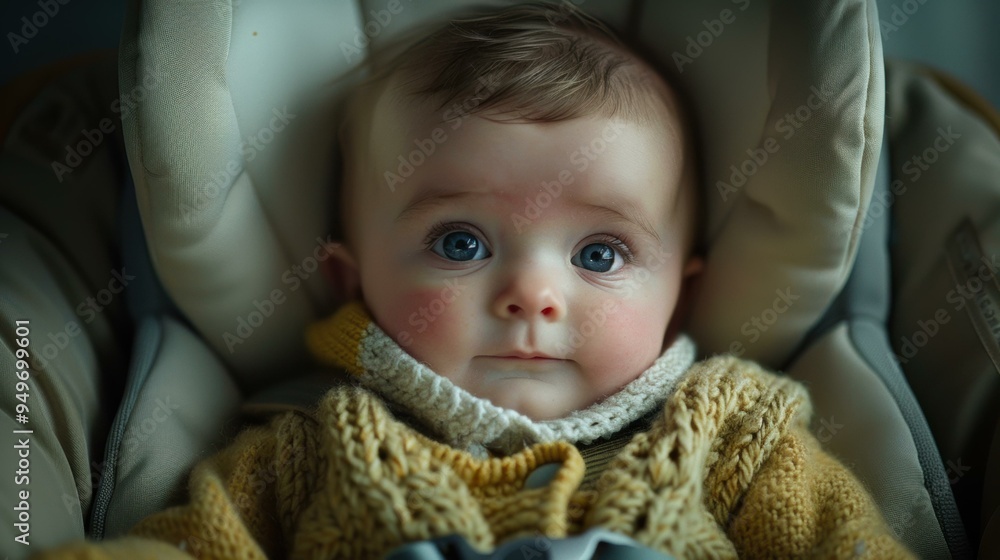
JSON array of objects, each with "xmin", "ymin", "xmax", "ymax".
[
  {"xmin": 90, "ymin": 315, "xmax": 241, "ymax": 538},
  {"xmin": 0, "ymin": 54, "xmax": 129, "ymax": 554}
]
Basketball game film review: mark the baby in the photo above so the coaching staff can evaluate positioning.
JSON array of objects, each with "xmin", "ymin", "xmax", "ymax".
[
  {"xmin": 319, "ymin": 1, "xmax": 702, "ymax": 428},
  {"xmin": 37, "ymin": 2, "xmax": 912, "ymax": 559}
]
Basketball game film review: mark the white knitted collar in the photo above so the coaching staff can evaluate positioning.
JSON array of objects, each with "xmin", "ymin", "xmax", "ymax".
[{"xmin": 353, "ymin": 321, "xmax": 697, "ymax": 456}]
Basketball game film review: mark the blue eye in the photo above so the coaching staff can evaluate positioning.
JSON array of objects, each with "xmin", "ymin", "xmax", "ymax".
[
  {"xmin": 573, "ymin": 243, "xmax": 616, "ymax": 272},
  {"xmin": 431, "ymin": 230, "xmax": 490, "ymax": 261}
]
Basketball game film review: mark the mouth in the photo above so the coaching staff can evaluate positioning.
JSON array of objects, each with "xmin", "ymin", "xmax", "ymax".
[
  {"xmin": 477, "ymin": 353, "xmax": 570, "ymax": 374},
  {"xmin": 476, "ymin": 352, "xmax": 571, "ymax": 378},
  {"xmin": 486, "ymin": 352, "xmax": 562, "ymax": 361}
]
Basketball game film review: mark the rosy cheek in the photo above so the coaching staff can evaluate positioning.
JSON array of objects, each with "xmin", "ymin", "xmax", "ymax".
[
  {"xmin": 583, "ymin": 300, "xmax": 669, "ymax": 386},
  {"xmin": 376, "ymin": 287, "xmax": 467, "ymax": 362},
  {"xmin": 608, "ymin": 305, "xmax": 667, "ymax": 346},
  {"xmin": 604, "ymin": 303, "xmax": 664, "ymax": 351}
]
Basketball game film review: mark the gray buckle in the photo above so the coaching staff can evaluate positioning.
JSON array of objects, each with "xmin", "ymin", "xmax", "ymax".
[{"xmin": 383, "ymin": 527, "xmax": 675, "ymax": 560}]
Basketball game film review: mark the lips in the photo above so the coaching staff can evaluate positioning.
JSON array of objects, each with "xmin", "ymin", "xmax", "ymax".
[
  {"xmin": 477, "ymin": 352, "xmax": 570, "ymax": 376},
  {"xmin": 488, "ymin": 351, "xmax": 561, "ymax": 360}
]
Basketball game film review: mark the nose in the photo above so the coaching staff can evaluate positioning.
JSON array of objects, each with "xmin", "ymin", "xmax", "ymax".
[{"xmin": 492, "ymin": 265, "xmax": 566, "ymax": 322}]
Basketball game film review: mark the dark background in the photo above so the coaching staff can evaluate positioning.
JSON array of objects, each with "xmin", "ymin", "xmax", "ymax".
[{"xmin": 2, "ymin": 0, "xmax": 1000, "ymax": 109}]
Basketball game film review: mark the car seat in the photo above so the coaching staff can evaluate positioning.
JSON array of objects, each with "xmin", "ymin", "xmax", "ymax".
[{"xmin": 2, "ymin": 0, "xmax": 998, "ymax": 558}]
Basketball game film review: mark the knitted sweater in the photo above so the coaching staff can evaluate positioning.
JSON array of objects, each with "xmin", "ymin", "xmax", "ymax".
[{"xmin": 36, "ymin": 303, "xmax": 913, "ymax": 559}]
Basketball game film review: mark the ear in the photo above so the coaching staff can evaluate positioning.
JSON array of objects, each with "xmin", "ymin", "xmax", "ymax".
[
  {"xmin": 664, "ymin": 254, "xmax": 705, "ymax": 349},
  {"xmin": 321, "ymin": 241, "xmax": 362, "ymax": 306},
  {"xmin": 680, "ymin": 253, "xmax": 704, "ymax": 278}
]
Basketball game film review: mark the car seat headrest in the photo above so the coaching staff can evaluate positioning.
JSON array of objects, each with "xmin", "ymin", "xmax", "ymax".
[{"xmin": 119, "ymin": 0, "xmax": 883, "ymax": 386}]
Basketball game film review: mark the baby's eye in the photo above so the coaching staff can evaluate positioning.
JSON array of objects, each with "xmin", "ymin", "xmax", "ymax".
[
  {"xmin": 572, "ymin": 242, "xmax": 621, "ymax": 273},
  {"xmin": 430, "ymin": 230, "xmax": 491, "ymax": 261}
]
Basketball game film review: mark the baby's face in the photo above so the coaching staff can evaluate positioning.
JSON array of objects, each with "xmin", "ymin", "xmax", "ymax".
[{"xmin": 343, "ymin": 81, "xmax": 693, "ymax": 420}]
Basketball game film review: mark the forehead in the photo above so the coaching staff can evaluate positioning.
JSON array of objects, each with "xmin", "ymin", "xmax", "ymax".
[{"xmin": 360, "ymin": 76, "xmax": 686, "ymax": 227}]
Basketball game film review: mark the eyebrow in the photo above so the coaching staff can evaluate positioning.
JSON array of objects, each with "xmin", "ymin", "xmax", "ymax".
[
  {"xmin": 395, "ymin": 191, "xmax": 481, "ymax": 224},
  {"xmin": 581, "ymin": 201, "xmax": 662, "ymax": 245},
  {"xmin": 395, "ymin": 189, "xmax": 662, "ymax": 245}
]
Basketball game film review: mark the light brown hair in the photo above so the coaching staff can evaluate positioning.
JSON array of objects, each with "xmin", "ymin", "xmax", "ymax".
[{"xmin": 334, "ymin": 1, "xmax": 703, "ymax": 257}]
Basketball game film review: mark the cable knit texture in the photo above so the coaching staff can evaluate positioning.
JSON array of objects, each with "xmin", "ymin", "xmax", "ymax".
[
  {"xmin": 307, "ymin": 302, "xmax": 698, "ymax": 454},
  {"xmin": 34, "ymin": 304, "xmax": 915, "ymax": 560}
]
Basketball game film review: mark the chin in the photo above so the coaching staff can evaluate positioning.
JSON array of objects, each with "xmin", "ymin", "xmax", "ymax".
[
  {"xmin": 486, "ymin": 391, "xmax": 566, "ymax": 421},
  {"xmin": 511, "ymin": 397, "xmax": 577, "ymax": 422}
]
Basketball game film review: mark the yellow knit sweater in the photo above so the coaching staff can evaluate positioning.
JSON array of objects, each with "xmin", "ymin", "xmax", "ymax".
[{"xmin": 36, "ymin": 304, "xmax": 914, "ymax": 559}]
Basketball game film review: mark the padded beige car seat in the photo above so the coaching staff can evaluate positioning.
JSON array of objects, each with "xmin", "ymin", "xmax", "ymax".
[{"xmin": 3, "ymin": 0, "xmax": 999, "ymax": 558}]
